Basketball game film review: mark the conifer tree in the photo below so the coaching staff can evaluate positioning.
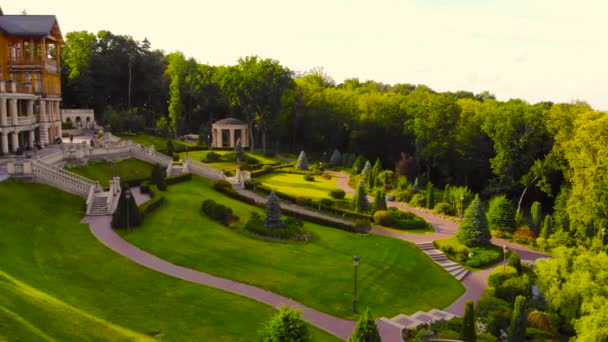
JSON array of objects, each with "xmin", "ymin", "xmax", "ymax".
[
  {"xmin": 259, "ymin": 307, "xmax": 310, "ymax": 342},
  {"xmin": 370, "ymin": 158, "xmax": 383, "ymax": 188},
  {"xmin": 458, "ymin": 195, "xmax": 491, "ymax": 247},
  {"xmin": 540, "ymin": 214, "xmax": 552, "ymax": 239},
  {"xmin": 460, "ymin": 300, "xmax": 476, "ymax": 342},
  {"xmin": 166, "ymin": 139, "xmax": 174, "ymax": 158},
  {"xmin": 530, "ymin": 201, "xmax": 542, "ymax": 236},
  {"xmin": 361, "ymin": 161, "xmax": 371, "ymax": 186},
  {"xmin": 426, "ymin": 182, "xmax": 435, "ymax": 209},
  {"xmin": 352, "ymin": 156, "xmax": 366, "ymax": 174},
  {"xmin": 355, "ymin": 180, "xmax": 369, "ymax": 213},
  {"xmin": 296, "ymin": 151, "xmax": 309, "ymax": 170},
  {"xmin": 508, "ymin": 296, "xmax": 527, "ymax": 342},
  {"xmin": 487, "ymin": 195, "xmax": 515, "ymax": 232},
  {"xmin": 234, "ymin": 138, "xmax": 244, "ymax": 162},
  {"xmin": 151, "ymin": 163, "xmax": 166, "ymax": 190},
  {"xmin": 373, "ymin": 189, "xmax": 387, "ymax": 211},
  {"xmin": 348, "ymin": 308, "xmax": 381, "ymax": 342},
  {"xmin": 111, "ymin": 187, "xmax": 143, "ymax": 230},
  {"xmin": 329, "ymin": 149, "xmax": 341, "ymax": 166},
  {"xmin": 264, "ymin": 192, "xmax": 285, "ymax": 229}
]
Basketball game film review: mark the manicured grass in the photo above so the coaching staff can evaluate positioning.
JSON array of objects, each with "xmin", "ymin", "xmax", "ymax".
[
  {"xmin": 257, "ymin": 172, "xmax": 353, "ymax": 201},
  {"xmin": 434, "ymin": 236, "xmax": 504, "ymax": 270},
  {"xmin": 0, "ymin": 180, "xmax": 339, "ymax": 342},
  {"xmin": 67, "ymin": 158, "xmax": 153, "ymax": 187},
  {"xmin": 124, "ymin": 177, "xmax": 465, "ymax": 320},
  {"xmin": 176, "ymin": 150, "xmax": 284, "ymax": 172},
  {"xmin": 117, "ymin": 133, "xmax": 192, "ymax": 150}
]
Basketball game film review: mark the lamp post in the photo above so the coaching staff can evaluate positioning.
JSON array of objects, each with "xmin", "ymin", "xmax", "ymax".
[
  {"xmin": 353, "ymin": 255, "xmax": 360, "ymax": 313},
  {"xmin": 125, "ymin": 188, "xmax": 132, "ymax": 233},
  {"xmin": 460, "ymin": 194, "xmax": 465, "ymax": 219},
  {"xmin": 503, "ymin": 245, "xmax": 508, "ymax": 271}
]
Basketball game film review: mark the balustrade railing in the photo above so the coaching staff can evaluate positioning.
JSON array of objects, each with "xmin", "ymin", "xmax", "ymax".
[
  {"xmin": 187, "ymin": 158, "xmax": 222, "ymax": 180},
  {"xmin": 32, "ymin": 159, "xmax": 102, "ymax": 197}
]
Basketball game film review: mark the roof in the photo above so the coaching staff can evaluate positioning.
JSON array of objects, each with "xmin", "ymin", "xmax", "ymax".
[
  {"xmin": 213, "ymin": 117, "xmax": 247, "ymax": 126},
  {"xmin": 0, "ymin": 15, "xmax": 60, "ymax": 38}
]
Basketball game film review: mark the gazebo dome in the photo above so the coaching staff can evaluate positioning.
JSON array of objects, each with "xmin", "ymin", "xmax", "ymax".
[{"xmin": 213, "ymin": 117, "xmax": 247, "ymax": 126}]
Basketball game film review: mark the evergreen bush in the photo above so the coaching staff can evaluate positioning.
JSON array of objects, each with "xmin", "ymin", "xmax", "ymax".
[
  {"xmin": 460, "ymin": 300, "xmax": 476, "ymax": 342},
  {"xmin": 206, "ymin": 151, "xmax": 221, "ymax": 162},
  {"xmin": 296, "ymin": 151, "xmax": 309, "ymax": 170},
  {"xmin": 373, "ymin": 210, "xmax": 394, "ymax": 227},
  {"xmin": 352, "ymin": 155, "xmax": 366, "ymax": 174},
  {"xmin": 264, "ymin": 192, "xmax": 285, "ymax": 229},
  {"xmin": 487, "ymin": 195, "xmax": 515, "ymax": 232},
  {"xmin": 530, "ymin": 201, "xmax": 542, "ymax": 236},
  {"xmin": 259, "ymin": 307, "xmax": 310, "ymax": 342},
  {"xmin": 373, "ymin": 189, "xmax": 387, "ymax": 211},
  {"xmin": 426, "ymin": 182, "xmax": 435, "ymax": 209},
  {"xmin": 329, "ymin": 149, "xmax": 341, "ymax": 166},
  {"xmin": 409, "ymin": 193, "xmax": 425, "ymax": 208},
  {"xmin": 370, "ymin": 158, "xmax": 383, "ymax": 188},
  {"xmin": 234, "ymin": 138, "xmax": 244, "ymax": 162},
  {"xmin": 507, "ymin": 251, "xmax": 522, "ymax": 274},
  {"xmin": 201, "ymin": 199, "xmax": 238, "ymax": 225},
  {"xmin": 458, "ymin": 195, "xmax": 492, "ymax": 247},
  {"xmin": 303, "ymin": 174, "xmax": 314, "ymax": 182},
  {"xmin": 111, "ymin": 188, "xmax": 143, "ymax": 230},
  {"xmin": 540, "ymin": 214, "xmax": 552, "ymax": 239},
  {"xmin": 433, "ymin": 202, "xmax": 454, "ymax": 216},
  {"xmin": 166, "ymin": 139, "xmax": 174, "ymax": 158},
  {"xmin": 361, "ymin": 161, "xmax": 371, "ymax": 185},
  {"xmin": 354, "ymin": 180, "xmax": 369, "ymax": 213},
  {"xmin": 329, "ymin": 189, "xmax": 346, "ymax": 199},
  {"xmin": 348, "ymin": 308, "xmax": 381, "ymax": 342},
  {"xmin": 508, "ymin": 296, "xmax": 527, "ymax": 342},
  {"xmin": 151, "ymin": 163, "xmax": 167, "ymax": 191}
]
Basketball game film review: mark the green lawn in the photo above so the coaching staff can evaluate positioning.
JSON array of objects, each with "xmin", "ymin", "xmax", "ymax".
[
  {"xmin": 117, "ymin": 133, "xmax": 192, "ymax": 151},
  {"xmin": 176, "ymin": 150, "xmax": 284, "ymax": 172},
  {"xmin": 124, "ymin": 177, "xmax": 465, "ymax": 320},
  {"xmin": 67, "ymin": 158, "xmax": 154, "ymax": 187},
  {"xmin": 257, "ymin": 172, "xmax": 353, "ymax": 201},
  {"xmin": 0, "ymin": 180, "xmax": 339, "ymax": 342}
]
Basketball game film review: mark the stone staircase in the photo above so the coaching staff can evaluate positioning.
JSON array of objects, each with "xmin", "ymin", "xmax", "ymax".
[
  {"xmin": 0, "ymin": 173, "xmax": 9, "ymax": 183},
  {"xmin": 416, "ymin": 242, "xmax": 469, "ymax": 281},
  {"xmin": 88, "ymin": 195, "xmax": 109, "ymax": 216},
  {"xmin": 379, "ymin": 309, "xmax": 456, "ymax": 330}
]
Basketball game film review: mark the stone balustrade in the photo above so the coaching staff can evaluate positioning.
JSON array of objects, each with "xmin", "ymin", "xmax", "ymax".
[
  {"xmin": 187, "ymin": 157, "xmax": 223, "ymax": 180},
  {"xmin": 31, "ymin": 160, "xmax": 102, "ymax": 197}
]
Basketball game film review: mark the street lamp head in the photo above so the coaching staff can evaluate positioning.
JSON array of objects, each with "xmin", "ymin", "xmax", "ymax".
[
  {"xmin": 353, "ymin": 255, "xmax": 360, "ymax": 267},
  {"xmin": 503, "ymin": 245, "xmax": 508, "ymax": 253},
  {"xmin": 125, "ymin": 189, "xmax": 131, "ymax": 200}
]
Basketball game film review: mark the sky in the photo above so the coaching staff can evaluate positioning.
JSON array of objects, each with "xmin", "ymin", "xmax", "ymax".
[{"xmin": 5, "ymin": 0, "xmax": 608, "ymax": 110}]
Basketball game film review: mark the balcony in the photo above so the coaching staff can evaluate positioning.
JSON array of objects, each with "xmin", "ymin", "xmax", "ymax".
[{"xmin": 8, "ymin": 56, "xmax": 60, "ymax": 74}]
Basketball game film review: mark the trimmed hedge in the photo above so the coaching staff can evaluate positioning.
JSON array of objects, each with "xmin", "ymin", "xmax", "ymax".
[
  {"xmin": 202, "ymin": 199, "xmax": 238, "ymax": 225},
  {"xmin": 166, "ymin": 172, "xmax": 193, "ymax": 185},
  {"xmin": 139, "ymin": 185, "xmax": 165, "ymax": 215}
]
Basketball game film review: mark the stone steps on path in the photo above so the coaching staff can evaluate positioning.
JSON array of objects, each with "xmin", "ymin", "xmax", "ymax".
[
  {"xmin": 380, "ymin": 309, "xmax": 456, "ymax": 331},
  {"xmin": 88, "ymin": 196, "xmax": 109, "ymax": 216},
  {"xmin": 415, "ymin": 242, "xmax": 469, "ymax": 282}
]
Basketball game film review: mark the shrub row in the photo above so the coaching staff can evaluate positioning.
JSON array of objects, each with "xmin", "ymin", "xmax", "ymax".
[
  {"xmin": 166, "ymin": 173, "xmax": 192, "ymax": 185},
  {"xmin": 138, "ymin": 185, "xmax": 165, "ymax": 215},
  {"xmin": 201, "ymin": 199, "xmax": 238, "ymax": 225}
]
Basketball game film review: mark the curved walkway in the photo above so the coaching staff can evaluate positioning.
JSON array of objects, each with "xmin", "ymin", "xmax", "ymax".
[{"xmin": 330, "ymin": 171, "xmax": 549, "ymax": 315}]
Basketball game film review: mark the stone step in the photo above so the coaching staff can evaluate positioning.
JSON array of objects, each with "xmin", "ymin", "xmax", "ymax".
[
  {"xmin": 389, "ymin": 314, "xmax": 424, "ymax": 329},
  {"xmin": 452, "ymin": 267, "xmax": 469, "ymax": 281},
  {"xmin": 428, "ymin": 309, "xmax": 455, "ymax": 321},
  {"xmin": 410, "ymin": 311, "xmax": 436, "ymax": 324},
  {"xmin": 430, "ymin": 254, "xmax": 449, "ymax": 261},
  {"xmin": 443, "ymin": 264, "xmax": 462, "ymax": 272}
]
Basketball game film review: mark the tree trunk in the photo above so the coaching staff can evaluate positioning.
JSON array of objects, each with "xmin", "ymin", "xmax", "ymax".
[{"xmin": 517, "ymin": 176, "xmax": 539, "ymax": 214}]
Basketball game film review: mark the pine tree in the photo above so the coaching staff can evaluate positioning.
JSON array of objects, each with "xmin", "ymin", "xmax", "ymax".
[
  {"xmin": 353, "ymin": 155, "xmax": 366, "ymax": 174},
  {"xmin": 259, "ymin": 307, "xmax": 310, "ymax": 342},
  {"xmin": 329, "ymin": 149, "xmax": 341, "ymax": 166},
  {"xmin": 355, "ymin": 180, "xmax": 369, "ymax": 213},
  {"xmin": 486, "ymin": 195, "xmax": 515, "ymax": 232},
  {"xmin": 264, "ymin": 192, "xmax": 285, "ymax": 229},
  {"xmin": 361, "ymin": 161, "xmax": 371, "ymax": 186},
  {"xmin": 530, "ymin": 201, "xmax": 542, "ymax": 236},
  {"xmin": 540, "ymin": 214, "xmax": 552, "ymax": 239},
  {"xmin": 460, "ymin": 300, "xmax": 476, "ymax": 342},
  {"xmin": 234, "ymin": 138, "xmax": 244, "ymax": 162},
  {"xmin": 151, "ymin": 163, "xmax": 166, "ymax": 191},
  {"xmin": 508, "ymin": 296, "xmax": 527, "ymax": 342},
  {"xmin": 458, "ymin": 195, "xmax": 492, "ymax": 247},
  {"xmin": 348, "ymin": 308, "xmax": 381, "ymax": 342},
  {"xmin": 111, "ymin": 187, "xmax": 143, "ymax": 230},
  {"xmin": 373, "ymin": 189, "xmax": 387, "ymax": 211},
  {"xmin": 426, "ymin": 182, "xmax": 435, "ymax": 209},
  {"xmin": 443, "ymin": 184, "xmax": 450, "ymax": 203},
  {"xmin": 370, "ymin": 158, "xmax": 383, "ymax": 188},
  {"xmin": 296, "ymin": 151, "xmax": 309, "ymax": 170}
]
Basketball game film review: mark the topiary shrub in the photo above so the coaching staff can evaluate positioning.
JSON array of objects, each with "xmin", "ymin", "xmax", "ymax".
[
  {"xmin": 530, "ymin": 201, "xmax": 542, "ymax": 236},
  {"xmin": 111, "ymin": 188, "xmax": 143, "ymax": 230},
  {"xmin": 373, "ymin": 189, "xmax": 387, "ymax": 211},
  {"xmin": 460, "ymin": 300, "xmax": 476, "ymax": 342},
  {"xmin": 296, "ymin": 151, "xmax": 309, "ymax": 170},
  {"xmin": 354, "ymin": 180, "xmax": 369, "ymax": 213},
  {"xmin": 151, "ymin": 163, "xmax": 167, "ymax": 191},
  {"xmin": 303, "ymin": 174, "xmax": 314, "ymax": 182},
  {"xmin": 507, "ymin": 251, "xmax": 522, "ymax": 274},
  {"xmin": 409, "ymin": 193, "xmax": 425, "ymax": 207},
  {"xmin": 264, "ymin": 192, "xmax": 285, "ymax": 229},
  {"xmin": 354, "ymin": 219, "xmax": 371, "ymax": 233},
  {"xmin": 206, "ymin": 151, "xmax": 221, "ymax": 162},
  {"xmin": 433, "ymin": 202, "xmax": 454, "ymax": 216},
  {"xmin": 487, "ymin": 195, "xmax": 515, "ymax": 232},
  {"xmin": 329, "ymin": 189, "xmax": 346, "ymax": 200},
  {"xmin": 259, "ymin": 307, "xmax": 310, "ymax": 342},
  {"xmin": 373, "ymin": 210, "xmax": 394, "ymax": 227},
  {"xmin": 201, "ymin": 199, "xmax": 238, "ymax": 225},
  {"xmin": 213, "ymin": 179, "xmax": 233, "ymax": 191},
  {"xmin": 425, "ymin": 182, "xmax": 435, "ymax": 209},
  {"xmin": 349, "ymin": 307, "xmax": 381, "ymax": 342},
  {"xmin": 458, "ymin": 195, "xmax": 492, "ymax": 247},
  {"xmin": 319, "ymin": 198, "xmax": 334, "ymax": 207}
]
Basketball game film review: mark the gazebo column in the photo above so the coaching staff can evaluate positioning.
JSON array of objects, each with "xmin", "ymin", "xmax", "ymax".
[
  {"xmin": 29, "ymin": 130, "xmax": 35, "ymax": 147},
  {"xmin": 1, "ymin": 132, "xmax": 8, "ymax": 154},
  {"xmin": 229, "ymin": 129, "xmax": 235, "ymax": 148},
  {"xmin": 217, "ymin": 128, "xmax": 223, "ymax": 147},
  {"xmin": 11, "ymin": 131, "xmax": 19, "ymax": 152},
  {"xmin": 242, "ymin": 128, "xmax": 249, "ymax": 148}
]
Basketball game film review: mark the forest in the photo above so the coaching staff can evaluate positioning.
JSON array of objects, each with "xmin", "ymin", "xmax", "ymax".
[{"xmin": 60, "ymin": 30, "xmax": 608, "ymax": 341}]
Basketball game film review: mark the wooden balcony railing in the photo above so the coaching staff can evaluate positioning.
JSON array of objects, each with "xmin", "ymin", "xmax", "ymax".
[{"xmin": 8, "ymin": 56, "xmax": 44, "ymax": 65}]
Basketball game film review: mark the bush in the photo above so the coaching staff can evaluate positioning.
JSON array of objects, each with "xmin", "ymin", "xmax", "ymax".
[
  {"xmin": 303, "ymin": 174, "xmax": 314, "ymax": 182},
  {"xmin": 151, "ymin": 163, "xmax": 166, "ymax": 191},
  {"xmin": 165, "ymin": 173, "xmax": 192, "ymax": 185},
  {"xmin": 487, "ymin": 195, "xmax": 515, "ymax": 232},
  {"xmin": 296, "ymin": 151, "xmax": 309, "ymax": 170},
  {"xmin": 465, "ymin": 247, "xmax": 503, "ymax": 268},
  {"xmin": 373, "ymin": 210, "xmax": 394, "ymax": 227},
  {"xmin": 409, "ymin": 193, "xmax": 425, "ymax": 207},
  {"xmin": 458, "ymin": 195, "xmax": 492, "ymax": 247},
  {"xmin": 513, "ymin": 227, "xmax": 536, "ymax": 245},
  {"xmin": 385, "ymin": 193, "xmax": 396, "ymax": 201},
  {"xmin": 354, "ymin": 219, "xmax": 371, "ymax": 233},
  {"xmin": 62, "ymin": 121, "xmax": 74, "ymax": 129},
  {"xmin": 138, "ymin": 185, "xmax": 164, "ymax": 215},
  {"xmin": 329, "ymin": 189, "xmax": 346, "ymax": 199},
  {"xmin": 508, "ymin": 252, "xmax": 522, "ymax": 274},
  {"xmin": 318, "ymin": 198, "xmax": 334, "ymax": 207},
  {"xmin": 488, "ymin": 266, "xmax": 519, "ymax": 288},
  {"xmin": 259, "ymin": 307, "xmax": 310, "ymax": 342},
  {"xmin": 349, "ymin": 308, "xmax": 381, "ymax": 342},
  {"xmin": 201, "ymin": 199, "xmax": 238, "ymax": 225},
  {"xmin": 213, "ymin": 179, "xmax": 233, "ymax": 191},
  {"xmin": 433, "ymin": 202, "xmax": 454, "ymax": 216},
  {"xmin": 245, "ymin": 212, "xmax": 311, "ymax": 241},
  {"xmin": 206, "ymin": 151, "xmax": 221, "ymax": 162},
  {"xmin": 111, "ymin": 188, "xmax": 143, "ymax": 230},
  {"xmin": 139, "ymin": 181, "xmax": 150, "ymax": 194},
  {"xmin": 495, "ymin": 274, "xmax": 532, "ymax": 303}
]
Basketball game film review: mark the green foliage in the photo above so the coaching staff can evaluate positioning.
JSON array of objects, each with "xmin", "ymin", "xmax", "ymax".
[
  {"xmin": 353, "ymin": 219, "xmax": 372, "ymax": 233},
  {"xmin": 206, "ymin": 151, "xmax": 221, "ymax": 162},
  {"xmin": 361, "ymin": 161, "xmax": 371, "ymax": 185},
  {"xmin": 303, "ymin": 174, "xmax": 314, "ymax": 182},
  {"xmin": 476, "ymin": 288, "xmax": 512, "ymax": 338},
  {"xmin": 513, "ymin": 227, "xmax": 535, "ymax": 245},
  {"xmin": 246, "ymin": 213, "xmax": 310, "ymax": 241},
  {"xmin": 355, "ymin": 180, "xmax": 369, "ymax": 213},
  {"xmin": 495, "ymin": 274, "xmax": 532, "ymax": 303},
  {"xmin": 166, "ymin": 139, "xmax": 175, "ymax": 158},
  {"xmin": 348, "ymin": 308, "xmax": 381, "ymax": 342},
  {"xmin": 530, "ymin": 201, "xmax": 542, "ymax": 236},
  {"xmin": 296, "ymin": 151, "xmax": 309, "ymax": 170},
  {"xmin": 373, "ymin": 210, "xmax": 394, "ymax": 227},
  {"xmin": 486, "ymin": 195, "xmax": 515, "ymax": 232},
  {"xmin": 165, "ymin": 172, "xmax": 193, "ymax": 185},
  {"xmin": 376, "ymin": 170, "xmax": 395, "ymax": 187},
  {"xmin": 111, "ymin": 188, "xmax": 143, "ymax": 230},
  {"xmin": 507, "ymin": 252, "xmax": 522, "ymax": 274},
  {"xmin": 508, "ymin": 296, "xmax": 527, "ymax": 342},
  {"xmin": 425, "ymin": 182, "xmax": 435, "ymax": 209},
  {"xmin": 433, "ymin": 202, "xmax": 455, "ymax": 216},
  {"xmin": 409, "ymin": 193, "xmax": 425, "ymax": 208},
  {"xmin": 264, "ymin": 192, "xmax": 284, "ymax": 229},
  {"xmin": 329, "ymin": 189, "xmax": 346, "ymax": 200},
  {"xmin": 213, "ymin": 179, "xmax": 233, "ymax": 191},
  {"xmin": 329, "ymin": 149, "xmax": 341, "ymax": 166},
  {"xmin": 151, "ymin": 163, "xmax": 166, "ymax": 191},
  {"xmin": 458, "ymin": 195, "xmax": 492, "ymax": 247},
  {"xmin": 259, "ymin": 307, "xmax": 310, "ymax": 342},
  {"xmin": 202, "ymin": 199, "xmax": 237, "ymax": 225},
  {"xmin": 352, "ymin": 156, "xmax": 366, "ymax": 174},
  {"xmin": 373, "ymin": 189, "xmax": 387, "ymax": 211},
  {"xmin": 461, "ymin": 300, "xmax": 476, "ymax": 342},
  {"xmin": 540, "ymin": 214, "xmax": 552, "ymax": 239},
  {"xmin": 370, "ymin": 158, "xmax": 383, "ymax": 188}
]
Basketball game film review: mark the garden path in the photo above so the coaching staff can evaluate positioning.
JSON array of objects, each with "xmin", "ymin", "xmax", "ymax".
[{"xmin": 329, "ymin": 171, "xmax": 549, "ymax": 315}]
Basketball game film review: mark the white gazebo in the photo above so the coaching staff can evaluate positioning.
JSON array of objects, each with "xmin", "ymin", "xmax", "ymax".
[{"xmin": 211, "ymin": 118, "xmax": 249, "ymax": 148}]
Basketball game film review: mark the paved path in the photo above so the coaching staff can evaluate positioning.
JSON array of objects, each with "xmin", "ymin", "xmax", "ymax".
[{"xmin": 329, "ymin": 171, "xmax": 549, "ymax": 315}]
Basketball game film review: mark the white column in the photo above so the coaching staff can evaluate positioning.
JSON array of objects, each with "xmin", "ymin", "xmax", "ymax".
[
  {"xmin": 1, "ymin": 133, "xmax": 8, "ymax": 154},
  {"xmin": 229, "ymin": 129, "xmax": 235, "ymax": 147},
  {"xmin": 11, "ymin": 131, "xmax": 19, "ymax": 152},
  {"xmin": 9, "ymin": 99, "xmax": 18, "ymax": 125},
  {"xmin": 243, "ymin": 128, "xmax": 249, "ymax": 148},
  {"xmin": 29, "ymin": 130, "xmax": 35, "ymax": 147},
  {"xmin": 0, "ymin": 99, "xmax": 7, "ymax": 126},
  {"xmin": 217, "ymin": 128, "xmax": 223, "ymax": 147},
  {"xmin": 39, "ymin": 100, "xmax": 47, "ymax": 120},
  {"xmin": 27, "ymin": 100, "xmax": 34, "ymax": 117}
]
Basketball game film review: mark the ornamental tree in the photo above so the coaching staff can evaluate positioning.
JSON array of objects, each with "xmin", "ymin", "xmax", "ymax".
[
  {"xmin": 348, "ymin": 308, "xmax": 381, "ymax": 342},
  {"xmin": 296, "ymin": 151, "xmax": 309, "ymax": 170},
  {"xmin": 530, "ymin": 201, "xmax": 542, "ymax": 236},
  {"xmin": 426, "ymin": 182, "xmax": 435, "ymax": 209},
  {"xmin": 460, "ymin": 300, "xmax": 476, "ymax": 342},
  {"xmin": 355, "ymin": 180, "xmax": 369, "ymax": 213},
  {"xmin": 329, "ymin": 149, "xmax": 341, "ymax": 166},
  {"xmin": 373, "ymin": 189, "xmax": 387, "ymax": 211},
  {"xmin": 264, "ymin": 192, "xmax": 285, "ymax": 229},
  {"xmin": 486, "ymin": 195, "xmax": 515, "ymax": 232},
  {"xmin": 508, "ymin": 296, "xmax": 527, "ymax": 342},
  {"xmin": 458, "ymin": 195, "xmax": 492, "ymax": 247},
  {"xmin": 259, "ymin": 307, "xmax": 310, "ymax": 342},
  {"xmin": 151, "ymin": 163, "xmax": 166, "ymax": 191},
  {"xmin": 361, "ymin": 161, "xmax": 372, "ymax": 186},
  {"xmin": 111, "ymin": 187, "xmax": 143, "ymax": 230},
  {"xmin": 370, "ymin": 158, "xmax": 383, "ymax": 188}
]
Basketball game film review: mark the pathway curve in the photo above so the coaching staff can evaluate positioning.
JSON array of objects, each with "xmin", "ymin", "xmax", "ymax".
[{"xmin": 329, "ymin": 171, "xmax": 549, "ymax": 315}]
